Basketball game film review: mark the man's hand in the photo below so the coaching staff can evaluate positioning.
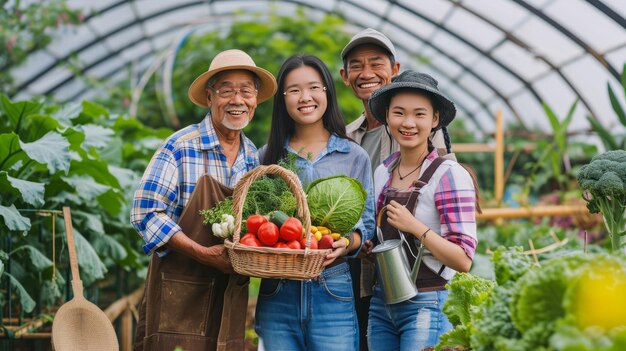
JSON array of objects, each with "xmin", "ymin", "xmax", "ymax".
[
  {"xmin": 166, "ymin": 232, "xmax": 234, "ymax": 273},
  {"xmin": 200, "ymin": 244, "xmax": 234, "ymax": 274}
]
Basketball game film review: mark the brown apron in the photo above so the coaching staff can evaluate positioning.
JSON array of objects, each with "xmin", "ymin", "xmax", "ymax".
[
  {"xmin": 379, "ymin": 157, "xmax": 448, "ymax": 292},
  {"xmin": 134, "ymin": 162, "xmax": 248, "ymax": 350}
]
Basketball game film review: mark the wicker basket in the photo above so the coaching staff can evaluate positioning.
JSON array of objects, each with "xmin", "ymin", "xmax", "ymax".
[{"xmin": 224, "ymin": 164, "xmax": 330, "ymax": 280}]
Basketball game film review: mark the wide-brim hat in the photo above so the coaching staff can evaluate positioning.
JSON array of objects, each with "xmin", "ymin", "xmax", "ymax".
[
  {"xmin": 368, "ymin": 70, "xmax": 456, "ymax": 130},
  {"xmin": 188, "ymin": 49, "xmax": 278, "ymax": 108}
]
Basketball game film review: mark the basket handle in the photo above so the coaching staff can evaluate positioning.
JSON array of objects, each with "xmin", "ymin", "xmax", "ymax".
[{"xmin": 231, "ymin": 165, "xmax": 313, "ymax": 249}]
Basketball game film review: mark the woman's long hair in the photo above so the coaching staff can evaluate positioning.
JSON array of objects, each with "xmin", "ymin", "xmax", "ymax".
[{"xmin": 262, "ymin": 55, "xmax": 348, "ymax": 165}]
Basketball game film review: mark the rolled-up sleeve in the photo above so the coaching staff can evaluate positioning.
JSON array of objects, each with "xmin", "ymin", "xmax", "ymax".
[
  {"xmin": 131, "ymin": 148, "xmax": 182, "ymax": 255},
  {"xmin": 346, "ymin": 149, "xmax": 376, "ymax": 258},
  {"xmin": 434, "ymin": 166, "xmax": 477, "ymax": 259}
]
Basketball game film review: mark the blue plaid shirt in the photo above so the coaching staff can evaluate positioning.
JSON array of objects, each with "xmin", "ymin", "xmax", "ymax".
[{"xmin": 131, "ymin": 113, "xmax": 259, "ymax": 255}]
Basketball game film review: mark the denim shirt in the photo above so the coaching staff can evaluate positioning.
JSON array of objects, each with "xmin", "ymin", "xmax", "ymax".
[{"xmin": 258, "ymin": 134, "xmax": 376, "ymax": 257}]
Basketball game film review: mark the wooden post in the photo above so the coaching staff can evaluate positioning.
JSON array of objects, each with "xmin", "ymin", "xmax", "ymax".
[
  {"xmin": 477, "ymin": 204, "xmax": 589, "ymax": 220},
  {"xmin": 495, "ymin": 110, "xmax": 504, "ymax": 206},
  {"xmin": 121, "ymin": 304, "xmax": 132, "ymax": 351}
]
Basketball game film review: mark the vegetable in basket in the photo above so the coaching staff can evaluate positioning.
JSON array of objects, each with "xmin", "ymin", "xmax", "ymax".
[
  {"xmin": 305, "ymin": 174, "xmax": 367, "ymax": 236},
  {"xmin": 200, "ymin": 155, "xmax": 299, "ymax": 229}
]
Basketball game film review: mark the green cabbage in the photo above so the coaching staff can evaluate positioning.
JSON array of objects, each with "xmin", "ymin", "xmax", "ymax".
[{"xmin": 305, "ymin": 175, "xmax": 367, "ymax": 235}]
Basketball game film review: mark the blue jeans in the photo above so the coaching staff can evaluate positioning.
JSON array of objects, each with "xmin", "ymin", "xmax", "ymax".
[
  {"xmin": 367, "ymin": 286, "xmax": 452, "ymax": 351},
  {"xmin": 255, "ymin": 262, "xmax": 358, "ymax": 351}
]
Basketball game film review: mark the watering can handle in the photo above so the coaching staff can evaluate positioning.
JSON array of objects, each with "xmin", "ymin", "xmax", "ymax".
[
  {"xmin": 376, "ymin": 206, "xmax": 388, "ymax": 244},
  {"xmin": 62, "ymin": 207, "xmax": 84, "ymax": 298}
]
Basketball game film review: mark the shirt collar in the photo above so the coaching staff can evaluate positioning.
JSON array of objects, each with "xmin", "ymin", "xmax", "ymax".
[
  {"xmin": 284, "ymin": 134, "xmax": 352, "ymax": 155},
  {"xmin": 199, "ymin": 112, "xmax": 258, "ymax": 168},
  {"xmin": 199, "ymin": 112, "xmax": 221, "ymax": 151},
  {"xmin": 327, "ymin": 134, "xmax": 352, "ymax": 153}
]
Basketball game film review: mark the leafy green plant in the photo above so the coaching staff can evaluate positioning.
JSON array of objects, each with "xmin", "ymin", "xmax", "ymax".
[
  {"xmin": 0, "ymin": 94, "xmax": 170, "ymax": 320},
  {"xmin": 438, "ymin": 248, "xmax": 626, "ymax": 351},
  {"xmin": 587, "ymin": 63, "xmax": 626, "ymax": 151}
]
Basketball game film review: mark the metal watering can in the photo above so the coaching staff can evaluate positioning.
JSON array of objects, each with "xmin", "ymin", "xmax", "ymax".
[{"xmin": 371, "ymin": 206, "xmax": 425, "ymax": 304}]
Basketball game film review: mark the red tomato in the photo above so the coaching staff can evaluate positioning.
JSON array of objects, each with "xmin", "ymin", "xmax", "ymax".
[
  {"xmin": 286, "ymin": 240, "xmax": 302, "ymax": 250},
  {"xmin": 240, "ymin": 233, "xmax": 261, "ymax": 246},
  {"xmin": 299, "ymin": 237, "xmax": 318, "ymax": 250},
  {"xmin": 257, "ymin": 222, "xmax": 279, "ymax": 246},
  {"xmin": 246, "ymin": 214, "xmax": 268, "ymax": 235},
  {"xmin": 273, "ymin": 242, "xmax": 288, "ymax": 249},
  {"xmin": 280, "ymin": 217, "xmax": 303, "ymax": 242}
]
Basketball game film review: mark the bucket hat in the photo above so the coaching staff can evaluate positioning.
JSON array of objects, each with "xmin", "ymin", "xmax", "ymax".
[
  {"xmin": 368, "ymin": 70, "xmax": 456, "ymax": 130},
  {"xmin": 188, "ymin": 49, "xmax": 277, "ymax": 108},
  {"xmin": 341, "ymin": 28, "xmax": 397, "ymax": 60}
]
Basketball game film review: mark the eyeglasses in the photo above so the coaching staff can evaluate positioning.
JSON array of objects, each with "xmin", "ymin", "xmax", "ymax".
[
  {"xmin": 283, "ymin": 86, "xmax": 327, "ymax": 97},
  {"xmin": 210, "ymin": 86, "xmax": 258, "ymax": 99}
]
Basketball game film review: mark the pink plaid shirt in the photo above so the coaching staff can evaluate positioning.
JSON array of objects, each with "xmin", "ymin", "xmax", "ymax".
[{"xmin": 374, "ymin": 149, "xmax": 477, "ymax": 260}]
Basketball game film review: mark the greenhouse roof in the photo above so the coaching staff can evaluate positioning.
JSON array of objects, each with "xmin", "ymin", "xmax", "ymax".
[{"xmin": 9, "ymin": 0, "xmax": 626, "ymax": 136}]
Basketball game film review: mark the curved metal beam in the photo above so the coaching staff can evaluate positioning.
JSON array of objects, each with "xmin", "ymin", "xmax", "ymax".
[
  {"xmin": 382, "ymin": 0, "xmax": 544, "ymax": 105},
  {"xmin": 586, "ymin": 0, "xmax": 626, "ymax": 31},
  {"xmin": 512, "ymin": 0, "xmax": 620, "ymax": 79},
  {"xmin": 14, "ymin": 0, "xmax": 209, "ymax": 94},
  {"xmin": 336, "ymin": 0, "xmax": 526, "ymax": 126},
  {"xmin": 34, "ymin": 0, "xmax": 495, "ymax": 130},
  {"xmin": 446, "ymin": 0, "xmax": 600, "ymax": 121}
]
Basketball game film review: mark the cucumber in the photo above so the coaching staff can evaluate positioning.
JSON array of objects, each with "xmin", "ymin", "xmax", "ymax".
[{"xmin": 267, "ymin": 210, "xmax": 290, "ymax": 227}]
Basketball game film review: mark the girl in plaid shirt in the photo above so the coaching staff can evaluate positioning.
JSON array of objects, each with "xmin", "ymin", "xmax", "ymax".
[{"xmin": 367, "ymin": 70, "xmax": 479, "ymax": 351}]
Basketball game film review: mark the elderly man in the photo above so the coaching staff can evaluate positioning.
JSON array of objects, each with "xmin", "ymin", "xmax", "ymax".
[{"xmin": 131, "ymin": 49, "xmax": 277, "ymax": 351}]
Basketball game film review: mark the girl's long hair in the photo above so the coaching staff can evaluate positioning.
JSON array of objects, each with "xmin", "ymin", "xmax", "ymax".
[{"xmin": 262, "ymin": 55, "xmax": 348, "ymax": 165}]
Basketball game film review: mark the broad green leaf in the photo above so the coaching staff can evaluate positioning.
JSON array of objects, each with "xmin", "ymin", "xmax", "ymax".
[
  {"xmin": 19, "ymin": 131, "xmax": 70, "ymax": 174},
  {"xmin": 81, "ymin": 101, "xmax": 109, "ymax": 121},
  {"xmin": 91, "ymin": 233, "xmax": 128, "ymax": 262},
  {"xmin": 587, "ymin": 115, "xmax": 618, "ymax": 150},
  {"xmin": 62, "ymin": 126, "xmax": 86, "ymax": 151},
  {"xmin": 61, "ymin": 175, "xmax": 111, "ymax": 201},
  {"xmin": 0, "ymin": 133, "xmax": 24, "ymax": 171},
  {"xmin": 19, "ymin": 114, "xmax": 61, "ymax": 142},
  {"xmin": 71, "ymin": 229, "xmax": 107, "ymax": 285},
  {"xmin": 0, "ymin": 171, "xmax": 45, "ymax": 207},
  {"xmin": 40, "ymin": 279, "xmax": 62, "ymax": 307},
  {"xmin": 79, "ymin": 124, "xmax": 114, "ymax": 150},
  {"xmin": 12, "ymin": 245, "xmax": 53, "ymax": 272},
  {"xmin": 100, "ymin": 136, "xmax": 123, "ymax": 165},
  {"xmin": 109, "ymin": 165, "xmax": 138, "ymax": 190},
  {"xmin": 0, "ymin": 204, "xmax": 31, "ymax": 231},
  {"xmin": 4, "ymin": 272, "xmax": 36, "ymax": 313},
  {"xmin": 73, "ymin": 210, "xmax": 104, "ymax": 234},
  {"xmin": 97, "ymin": 188, "xmax": 125, "ymax": 216},
  {"xmin": 52, "ymin": 101, "xmax": 82, "ymax": 127},
  {"xmin": 70, "ymin": 157, "xmax": 121, "ymax": 189},
  {"xmin": 608, "ymin": 84, "xmax": 626, "ymax": 127},
  {"xmin": 0, "ymin": 94, "xmax": 43, "ymax": 132},
  {"xmin": 0, "ymin": 259, "xmax": 4, "ymax": 276}
]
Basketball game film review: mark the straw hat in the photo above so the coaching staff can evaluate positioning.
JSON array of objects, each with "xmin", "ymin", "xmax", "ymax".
[
  {"xmin": 188, "ymin": 49, "xmax": 278, "ymax": 108},
  {"xmin": 368, "ymin": 70, "xmax": 456, "ymax": 131}
]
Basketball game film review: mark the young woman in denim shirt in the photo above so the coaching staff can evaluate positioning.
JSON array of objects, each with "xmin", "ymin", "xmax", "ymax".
[
  {"xmin": 367, "ymin": 70, "xmax": 478, "ymax": 351},
  {"xmin": 255, "ymin": 54, "xmax": 376, "ymax": 351}
]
